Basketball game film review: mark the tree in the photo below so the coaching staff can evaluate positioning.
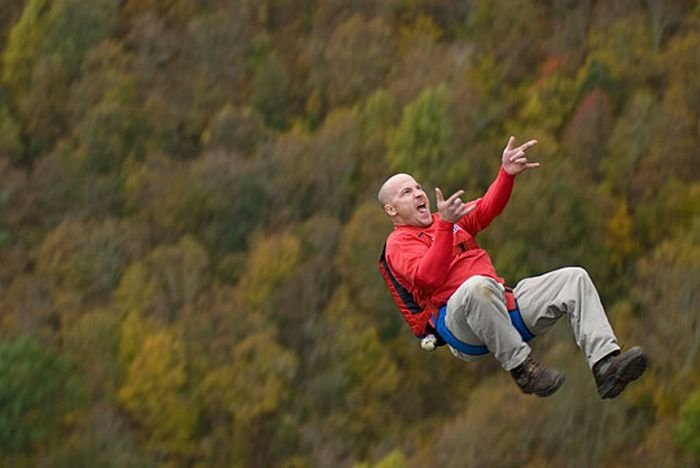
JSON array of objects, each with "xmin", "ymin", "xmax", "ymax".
[
  {"xmin": 185, "ymin": 10, "xmax": 254, "ymax": 129},
  {"xmin": 387, "ymin": 84, "xmax": 456, "ymax": 184},
  {"xmin": 2, "ymin": 0, "xmax": 119, "ymax": 158},
  {"xmin": 335, "ymin": 201, "xmax": 401, "ymax": 336},
  {"xmin": 482, "ymin": 161, "xmax": 613, "ymax": 296},
  {"xmin": 41, "ymin": 404, "xmax": 157, "ymax": 468},
  {"xmin": 602, "ymin": 89, "xmax": 659, "ymax": 203},
  {"xmin": 0, "ymin": 156, "xmax": 26, "ymax": 252},
  {"xmin": 62, "ymin": 308, "xmax": 121, "ymax": 401},
  {"xmin": 196, "ymin": 331, "xmax": 297, "ymax": 466},
  {"xmin": 561, "ymin": 88, "xmax": 615, "ymax": 182},
  {"xmin": 0, "ymin": 0, "xmax": 24, "ymax": 44},
  {"xmin": 201, "ymin": 104, "xmax": 267, "ymax": 156},
  {"xmin": 180, "ymin": 151, "xmax": 270, "ymax": 253},
  {"xmin": 118, "ymin": 330, "xmax": 198, "ymax": 457},
  {"xmin": 465, "ymin": 0, "xmax": 550, "ymax": 87},
  {"xmin": 315, "ymin": 14, "xmax": 395, "ymax": 108},
  {"xmin": 261, "ymin": 108, "xmax": 360, "ymax": 221},
  {"xmin": 0, "ymin": 105, "xmax": 22, "ymax": 162},
  {"xmin": 385, "ymin": 15, "xmax": 460, "ymax": 108},
  {"xmin": 0, "ymin": 274, "xmax": 54, "ymax": 342},
  {"xmin": 125, "ymin": 150, "xmax": 270, "ymax": 254},
  {"xmin": 114, "ymin": 236, "xmax": 209, "ymax": 324},
  {"xmin": 627, "ymin": 221, "xmax": 700, "ymax": 411},
  {"xmin": 646, "ymin": 29, "xmax": 700, "ymax": 189},
  {"xmin": 36, "ymin": 218, "xmax": 135, "ymax": 301},
  {"xmin": 644, "ymin": 0, "xmax": 692, "ymax": 50},
  {"xmin": 237, "ymin": 231, "xmax": 302, "ymax": 318},
  {"xmin": 677, "ymin": 389, "xmax": 700, "ymax": 459},
  {"xmin": 585, "ymin": 12, "xmax": 658, "ymax": 90},
  {"xmin": 252, "ymin": 49, "xmax": 291, "ymax": 130},
  {"xmin": 355, "ymin": 89, "xmax": 399, "ymax": 191},
  {"xmin": 0, "ymin": 336, "xmax": 78, "ymax": 454},
  {"xmin": 301, "ymin": 286, "xmax": 402, "ymax": 462}
]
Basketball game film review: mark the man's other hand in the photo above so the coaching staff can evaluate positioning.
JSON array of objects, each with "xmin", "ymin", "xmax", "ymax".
[
  {"xmin": 502, "ymin": 136, "xmax": 540, "ymax": 175},
  {"xmin": 435, "ymin": 188, "xmax": 476, "ymax": 223}
]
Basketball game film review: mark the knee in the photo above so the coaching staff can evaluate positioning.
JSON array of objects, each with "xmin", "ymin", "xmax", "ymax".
[
  {"xmin": 461, "ymin": 275, "xmax": 501, "ymax": 303},
  {"xmin": 561, "ymin": 266, "xmax": 594, "ymax": 288}
]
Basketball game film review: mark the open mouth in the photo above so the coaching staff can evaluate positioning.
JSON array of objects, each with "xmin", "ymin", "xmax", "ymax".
[{"xmin": 417, "ymin": 201, "xmax": 428, "ymax": 213}]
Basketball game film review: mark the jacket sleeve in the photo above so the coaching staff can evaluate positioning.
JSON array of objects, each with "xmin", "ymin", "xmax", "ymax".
[
  {"xmin": 388, "ymin": 219, "xmax": 454, "ymax": 291},
  {"xmin": 458, "ymin": 166, "xmax": 514, "ymax": 235}
]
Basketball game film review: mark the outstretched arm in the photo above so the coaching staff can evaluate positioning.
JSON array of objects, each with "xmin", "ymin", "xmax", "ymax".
[{"xmin": 460, "ymin": 136, "xmax": 539, "ymax": 234}]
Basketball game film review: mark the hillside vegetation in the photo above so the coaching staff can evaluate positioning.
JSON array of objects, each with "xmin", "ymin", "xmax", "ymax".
[{"xmin": 0, "ymin": 1, "xmax": 698, "ymax": 466}]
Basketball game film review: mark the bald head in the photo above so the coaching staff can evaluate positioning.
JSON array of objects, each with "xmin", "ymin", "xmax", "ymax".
[
  {"xmin": 377, "ymin": 173, "xmax": 413, "ymax": 206},
  {"xmin": 377, "ymin": 173, "xmax": 433, "ymax": 227}
]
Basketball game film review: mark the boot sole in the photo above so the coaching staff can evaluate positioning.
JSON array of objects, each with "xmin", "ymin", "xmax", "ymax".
[{"xmin": 598, "ymin": 348, "xmax": 648, "ymax": 399}]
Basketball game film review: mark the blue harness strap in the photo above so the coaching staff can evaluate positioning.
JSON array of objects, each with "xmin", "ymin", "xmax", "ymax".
[{"xmin": 432, "ymin": 297, "xmax": 535, "ymax": 356}]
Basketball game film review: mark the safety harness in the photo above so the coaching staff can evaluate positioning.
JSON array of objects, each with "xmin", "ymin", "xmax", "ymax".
[{"xmin": 378, "ymin": 243, "xmax": 535, "ymax": 354}]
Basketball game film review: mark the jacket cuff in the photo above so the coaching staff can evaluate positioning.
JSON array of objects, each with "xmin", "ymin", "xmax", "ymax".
[
  {"xmin": 500, "ymin": 165, "xmax": 516, "ymax": 180},
  {"xmin": 435, "ymin": 218, "xmax": 454, "ymax": 230}
]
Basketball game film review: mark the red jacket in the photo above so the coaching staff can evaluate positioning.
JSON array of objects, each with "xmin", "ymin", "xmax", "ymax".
[{"xmin": 384, "ymin": 167, "xmax": 514, "ymax": 336}]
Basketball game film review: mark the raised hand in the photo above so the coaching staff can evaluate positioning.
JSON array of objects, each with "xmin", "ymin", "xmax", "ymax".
[
  {"xmin": 502, "ymin": 136, "xmax": 540, "ymax": 175},
  {"xmin": 435, "ymin": 187, "xmax": 476, "ymax": 223}
]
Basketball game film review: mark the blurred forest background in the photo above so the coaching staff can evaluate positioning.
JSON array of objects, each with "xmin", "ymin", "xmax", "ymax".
[{"xmin": 0, "ymin": 0, "xmax": 698, "ymax": 467}]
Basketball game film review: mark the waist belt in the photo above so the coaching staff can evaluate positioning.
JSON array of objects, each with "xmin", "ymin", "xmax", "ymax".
[{"xmin": 430, "ymin": 291, "xmax": 534, "ymax": 356}]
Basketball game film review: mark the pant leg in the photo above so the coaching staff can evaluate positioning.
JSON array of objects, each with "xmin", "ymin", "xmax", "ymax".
[
  {"xmin": 445, "ymin": 275, "xmax": 531, "ymax": 371},
  {"xmin": 513, "ymin": 267, "xmax": 620, "ymax": 368}
]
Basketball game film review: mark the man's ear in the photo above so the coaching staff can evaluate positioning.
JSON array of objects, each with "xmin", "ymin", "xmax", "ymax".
[{"xmin": 384, "ymin": 204, "xmax": 397, "ymax": 216}]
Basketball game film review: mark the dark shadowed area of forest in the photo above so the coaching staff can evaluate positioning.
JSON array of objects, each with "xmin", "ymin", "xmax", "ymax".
[{"xmin": 0, "ymin": 1, "xmax": 698, "ymax": 467}]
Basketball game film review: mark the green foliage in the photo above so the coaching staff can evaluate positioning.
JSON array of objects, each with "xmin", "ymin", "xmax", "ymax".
[
  {"xmin": 335, "ymin": 201, "xmax": 400, "ymax": 336},
  {"xmin": 465, "ymin": 0, "xmax": 550, "ymax": 86},
  {"xmin": 201, "ymin": 104, "xmax": 266, "ymax": 156},
  {"xmin": 42, "ymin": 405, "xmax": 157, "ymax": 468},
  {"xmin": 196, "ymin": 332, "xmax": 297, "ymax": 465},
  {"xmin": 630, "ymin": 221, "xmax": 700, "ymax": 409},
  {"xmin": 62, "ymin": 308, "xmax": 121, "ymax": 400},
  {"xmin": 519, "ymin": 64, "xmax": 577, "ymax": 134},
  {"xmin": 0, "ymin": 336, "xmax": 78, "ymax": 453},
  {"xmin": 199, "ymin": 332, "xmax": 297, "ymax": 424},
  {"xmin": 485, "ymin": 162, "xmax": 612, "ymax": 291},
  {"xmin": 387, "ymin": 84, "xmax": 453, "ymax": 182},
  {"xmin": 318, "ymin": 14, "xmax": 395, "ymax": 107},
  {"xmin": 0, "ymin": 105, "xmax": 22, "ymax": 161},
  {"xmin": 2, "ymin": 0, "xmax": 118, "ymax": 158},
  {"xmin": 355, "ymin": 449, "xmax": 407, "ymax": 468},
  {"xmin": 0, "ymin": 2, "xmax": 697, "ymax": 466},
  {"xmin": 252, "ymin": 50, "xmax": 291, "ymax": 130},
  {"xmin": 262, "ymin": 108, "xmax": 360, "ymax": 221},
  {"xmin": 181, "ymin": 152, "xmax": 270, "ymax": 253},
  {"xmin": 602, "ymin": 89, "xmax": 658, "ymax": 200},
  {"xmin": 135, "ymin": 236, "xmax": 209, "ymax": 321},
  {"xmin": 588, "ymin": 10, "xmax": 657, "ymax": 83},
  {"xmin": 2, "ymin": 0, "xmax": 51, "ymax": 98},
  {"xmin": 36, "ymin": 218, "xmax": 133, "ymax": 299},
  {"xmin": 678, "ymin": 389, "xmax": 700, "ymax": 458},
  {"xmin": 186, "ymin": 11, "xmax": 253, "ymax": 125}
]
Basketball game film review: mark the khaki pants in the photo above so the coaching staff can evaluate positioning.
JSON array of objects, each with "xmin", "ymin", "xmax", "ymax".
[{"xmin": 443, "ymin": 267, "xmax": 620, "ymax": 371}]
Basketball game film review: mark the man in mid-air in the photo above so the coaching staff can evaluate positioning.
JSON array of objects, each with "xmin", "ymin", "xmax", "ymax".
[{"xmin": 378, "ymin": 136, "xmax": 647, "ymax": 398}]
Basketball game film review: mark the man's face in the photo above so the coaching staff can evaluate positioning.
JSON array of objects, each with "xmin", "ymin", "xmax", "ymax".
[{"xmin": 382, "ymin": 174, "xmax": 433, "ymax": 227}]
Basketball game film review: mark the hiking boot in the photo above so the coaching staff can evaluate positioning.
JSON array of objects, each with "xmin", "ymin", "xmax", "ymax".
[
  {"xmin": 510, "ymin": 356, "xmax": 565, "ymax": 397},
  {"xmin": 593, "ymin": 346, "xmax": 648, "ymax": 399}
]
